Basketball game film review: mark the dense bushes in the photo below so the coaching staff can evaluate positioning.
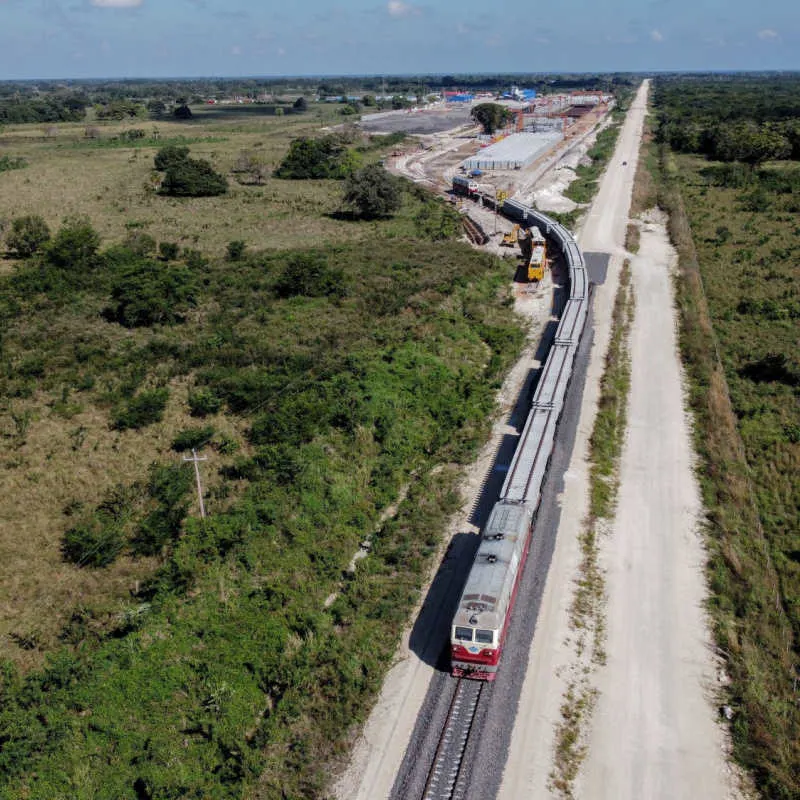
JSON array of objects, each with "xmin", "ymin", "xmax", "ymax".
[
  {"xmin": 274, "ymin": 134, "xmax": 360, "ymax": 179},
  {"xmin": 0, "ymin": 154, "xmax": 27, "ymax": 173},
  {"xmin": 273, "ymin": 251, "xmax": 347, "ymax": 298},
  {"xmin": 5, "ymin": 215, "xmax": 50, "ymax": 257},
  {"xmin": 46, "ymin": 215, "xmax": 101, "ymax": 269},
  {"xmin": 108, "ymin": 260, "xmax": 197, "ymax": 327},
  {"xmin": 160, "ymin": 158, "xmax": 227, "ymax": 196},
  {"xmin": 153, "ymin": 144, "xmax": 190, "ymax": 170},
  {"xmin": 0, "ymin": 200, "xmax": 528, "ymax": 795},
  {"xmin": 655, "ymin": 76, "xmax": 800, "ymax": 164},
  {"xmin": 112, "ymin": 387, "xmax": 169, "ymax": 430}
]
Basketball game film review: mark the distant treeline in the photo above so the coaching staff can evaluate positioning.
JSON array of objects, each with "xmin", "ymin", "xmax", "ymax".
[
  {"xmin": 0, "ymin": 94, "xmax": 86, "ymax": 124},
  {"xmin": 0, "ymin": 72, "xmax": 639, "ymax": 107},
  {"xmin": 654, "ymin": 75, "xmax": 800, "ymax": 164}
]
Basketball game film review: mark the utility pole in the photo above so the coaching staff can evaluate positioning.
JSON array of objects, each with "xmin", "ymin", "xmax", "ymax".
[{"xmin": 183, "ymin": 448, "xmax": 207, "ymax": 519}]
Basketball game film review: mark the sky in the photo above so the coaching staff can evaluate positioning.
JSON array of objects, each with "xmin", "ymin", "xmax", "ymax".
[{"xmin": 0, "ymin": 0, "xmax": 798, "ymax": 80}]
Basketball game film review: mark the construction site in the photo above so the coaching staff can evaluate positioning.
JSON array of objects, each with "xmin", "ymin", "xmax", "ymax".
[{"xmin": 366, "ymin": 89, "xmax": 612, "ymax": 266}]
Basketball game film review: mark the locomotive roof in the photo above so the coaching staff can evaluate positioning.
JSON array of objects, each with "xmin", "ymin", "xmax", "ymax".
[{"xmin": 453, "ymin": 502, "xmax": 532, "ymax": 631}]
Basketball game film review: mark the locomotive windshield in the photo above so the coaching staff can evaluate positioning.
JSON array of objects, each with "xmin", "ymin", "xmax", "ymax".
[
  {"xmin": 454, "ymin": 627, "xmax": 473, "ymax": 641},
  {"xmin": 475, "ymin": 630, "xmax": 494, "ymax": 644}
]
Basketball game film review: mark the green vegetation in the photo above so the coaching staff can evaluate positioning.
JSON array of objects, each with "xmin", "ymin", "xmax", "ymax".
[
  {"xmin": 112, "ymin": 387, "xmax": 170, "ymax": 430},
  {"xmin": 470, "ymin": 102, "xmax": 513, "ymax": 135},
  {"xmin": 342, "ymin": 163, "xmax": 403, "ymax": 219},
  {"xmin": 274, "ymin": 134, "xmax": 360, "ymax": 179},
  {"xmin": 0, "ymin": 136, "xmax": 525, "ymax": 796},
  {"xmin": 0, "ymin": 154, "xmax": 27, "ymax": 173},
  {"xmin": 654, "ymin": 75, "xmax": 800, "ymax": 164},
  {"xmin": 153, "ymin": 145, "xmax": 228, "ymax": 197},
  {"xmin": 5, "ymin": 215, "xmax": 50, "ymax": 257},
  {"xmin": 650, "ymin": 75, "xmax": 800, "ymax": 800}
]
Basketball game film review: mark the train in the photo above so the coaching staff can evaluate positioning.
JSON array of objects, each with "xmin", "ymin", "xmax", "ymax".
[
  {"xmin": 451, "ymin": 201, "xmax": 589, "ymax": 681},
  {"xmin": 452, "ymin": 175, "xmax": 480, "ymax": 196}
]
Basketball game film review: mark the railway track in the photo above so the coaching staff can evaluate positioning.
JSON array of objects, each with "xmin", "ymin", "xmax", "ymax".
[
  {"xmin": 422, "ymin": 679, "xmax": 483, "ymax": 800},
  {"xmin": 461, "ymin": 214, "xmax": 488, "ymax": 245}
]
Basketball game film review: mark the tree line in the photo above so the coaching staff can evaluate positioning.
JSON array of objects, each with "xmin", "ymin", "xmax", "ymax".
[{"xmin": 654, "ymin": 75, "xmax": 800, "ymax": 164}]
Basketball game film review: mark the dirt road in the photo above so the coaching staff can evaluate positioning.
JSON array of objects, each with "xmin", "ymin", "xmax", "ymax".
[{"xmin": 576, "ymin": 212, "xmax": 735, "ymax": 799}]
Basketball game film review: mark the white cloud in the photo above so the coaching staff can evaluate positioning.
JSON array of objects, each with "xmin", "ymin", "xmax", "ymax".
[
  {"xmin": 650, "ymin": 29, "xmax": 664, "ymax": 42},
  {"xmin": 758, "ymin": 29, "xmax": 778, "ymax": 40},
  {"xmin": 387, "ymin": 1, "xmax": 419, "ymax": 18},
  {"xmin": 91, "ymin": 0, "xmax": 143, "ymax": 7}
]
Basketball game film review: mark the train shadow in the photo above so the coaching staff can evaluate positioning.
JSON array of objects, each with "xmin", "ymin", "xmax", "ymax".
[{"xmin": 408, "ymin": 531, "xmax": 481, "ymax": 671}]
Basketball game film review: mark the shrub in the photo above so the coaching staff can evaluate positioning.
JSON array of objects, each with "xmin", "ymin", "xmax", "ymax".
[
  {"xmin": 273, "ymin": 252, "xmax": 347, "ymax": 299},
  {"xmin": 112, "ymin": 387, "xmax": 169, "ymax": 430},
  {"xmin": 342, "ymin": 164, "xmax": 402, "ymax": 219},
  {"xmin": 159, "ymin": 158, "xmax": 227, "ymax": 197},
  {"xmin": 188, "ymin": 388, "xmax": 222, "ymax": 416},
  {"xmin": 0, "ymin": 155, "xmax": 27, "ymax": 173},
  {"xmin": 154, "ymin": 144, "xmax": 190, "ymax": 171},
  {"xmin": 47, "ymin": 215, "xmax": 100, "ymax": 269},
  {"xmin": 122, "ymin": 230, "xmax": 157, "ymax": 257},
  {"xmin": 62, "ymin": 520, "xmax": 125, "ymax": 568},
  {"xmin": 226, "ymin": 240, "xmax": 246, "ymax": 261},
  {"xmin": 158, "ymin": 241, "xmax": 179, "ymax": 261},
  {"xmin": 171, "ymin": 425, "xmax": 215, "ymax": 452},
  {"xmin": 6, "ymin": 215, "xmax": 51, "ymax": 257},
  {"xmin": 108, "ymin": 261, "xmax": 197, "ymax": 327}
]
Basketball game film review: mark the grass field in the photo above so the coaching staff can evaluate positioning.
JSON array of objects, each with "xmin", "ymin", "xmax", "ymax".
[
  {"xmin": 0, "ymin": 104, "xmax": 532, "ymax": 797},
  {"xmin": 0, "ymin": 107, "xmax": 371, "ymax": 263}
]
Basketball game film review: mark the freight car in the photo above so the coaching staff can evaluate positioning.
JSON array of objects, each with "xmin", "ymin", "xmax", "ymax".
[{"xmin": 451, "ymin": 202, "xmax": 588, "ymax": 680}]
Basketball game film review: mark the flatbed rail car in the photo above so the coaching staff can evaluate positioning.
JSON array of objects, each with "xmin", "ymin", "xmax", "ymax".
[{"xmin": 451, "ymin": 199, "xmax": 589, "ymax": 680}]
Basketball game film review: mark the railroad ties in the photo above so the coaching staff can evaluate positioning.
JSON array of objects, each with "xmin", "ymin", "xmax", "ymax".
[
  {"xmin": 422, "ymin": 679, "xmax": 483, "ymax": 800},
  {"xmin": 461, "ymin": 214, "xmax": 489, "ymax": 245}
]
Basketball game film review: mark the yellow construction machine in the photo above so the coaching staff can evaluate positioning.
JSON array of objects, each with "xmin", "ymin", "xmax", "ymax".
[{"xmin": 501, "ymin": 224, "xmax": 520, "ymax": 247}]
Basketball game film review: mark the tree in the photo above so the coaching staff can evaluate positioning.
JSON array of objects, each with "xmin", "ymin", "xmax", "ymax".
[
  {"xmin": 342, "ymin": 163, "xmax": 402, "ymax": 219},
  {"xmin": 6, "ymin": 215, "xmax": 50, "ymax": 258},
  {"xmin": 154, "ymin": 144, "xmax": 190, "ymax": 171},
  {"xmin": 471, "ymin": 102, "xmax": 513, "ymax": 135},
  {"xmin": 47, "ymin": 215, "xmax": 100, "ymax": 269},
  {"xmin": 159, "ymin": 159, "xmax": 227, "ymax": 197},
  {"xmin": 147, "ymin": 99, "xmax": 167, "ymax": 117},
  {"xmin": 293, "ymin": 97, "xmax": 308, "ymax": 112},
  {"xmin": 275, "ymin": 135, "xmax": 360, "ymax": 179},
  {"xmin": 173, "ymin": 104, "xmax": 193, "ymax": 120}
]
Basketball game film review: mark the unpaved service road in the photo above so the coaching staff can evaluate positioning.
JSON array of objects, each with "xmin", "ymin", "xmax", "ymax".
[{"xmin": 576, "ymin": 213, "xmax": 735, "ymax": 800}]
